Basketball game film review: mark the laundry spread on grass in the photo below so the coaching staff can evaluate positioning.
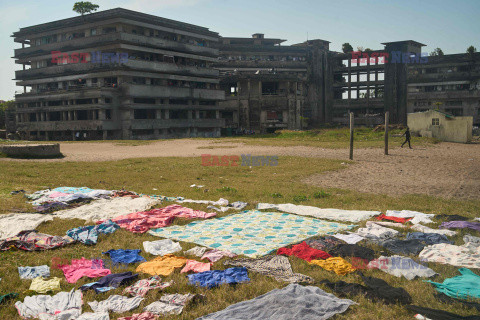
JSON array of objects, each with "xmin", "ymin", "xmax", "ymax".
[
  {"xmin": 367, "ymin": 256, "xmax": 436, "ymax": 280},
  {"xmin": 201, "ymin": 249, "xmax": 236, "ymax": 262},
  {"xmin": 378, "ymin": 239, "xmax": 426, "ymax": 255},
  {"xmin": 136, "ymin": 254, "xmax": 188, "ymax": 276},
  {"xmin": 440, "ymin": 221, "xmax": 480, "ymax": 232},
  {"xmin": 0, "ymin": 230, "xmax": 75, "ymax": 251},
  {"xmin": 80, "ymin": 272, "xmax": 138, "ymax": 294},
  {"xmin": 187, "ymin": 267, "xmax": 250, "ymax": 288},
  {"xmin": 406, "ymin": 232, "xmax": 453, "ymax": 245},
  {"xmin": 102, "ymin": 249, "xmax": 146, "ymax": 264},
  {"xmin": 225, "ymin": 255, "xmax": 314, "ymax": 283},
  {"xmin": 29, "ymin": 277, "xmax": 61, "ymax": 293},
  {"xmin": 385, "ymin": 210, "xmax": 435, "ymax": 224},
  {"xmin": 309, "ymin": 257, "xmax": 356, "ymax": 275},
  {"xmin": 305, "ymin": 236, "xmax": 344, "ymax": 251},
  {"xmin": 277, "ymin": 241, "xmax": 332, "ymax": 262},
  {"xmin": 18, "ymin": 265, "xmax": 50, "ymax": 279},
  {"xmin": 411, "ymin": 224, "xmax": 457, "ymax": 236},
  {"xmin": 376, "ymin": 214, "xmax": 412, "ymax": 223},
  {"xmin": 426, "ymin": 268, "xmax": 480, "ymax": 299},
  {"xmin": 332, "ymin": 233, "xmax": 365, "ymax": 244},
  {"xmin": 419, "ymin": 243, "xmax": 480, "ymax": 269},
  {"xmin": 185, "ymin": 246, "xmax": 210, "ymax": 257},
  {"xmin": 143, "ymin": 239, "xmax": 182, "ymax": 256},
  {"xmin": 107, "ymin": 204, "xmax": 216, "ymax": 233},
  {"xmin": 0, "ymin": 213, "xmax": 54, "ymax": 239},
  {"xmin": 149, "ymin": 210, "xmax": 354, "ymax": 257},
  {"xmin": 60, "ymin": 258, "xmax": 111, "ymax": 283},
  {"xmin": 355, "ymin": 221, "xmax": 399, "ymax": 240},
  {"xmin": 67, "ymin": 220, "xmax": 119, "ymax": 245},
  {"xmin": 180, "ymin": 260, "xmax": 211, "ymax": 273},
  {"xmin": 196, "ymin": 284, "xmax": 355, "ymax": 320},
  {"xmin": 143, "ymin": 293, "xmax": 197, "ymax": 316},
  {"xmin": 329, "ymin": 244, "xmax": 376, "ymax": 261},
  {"xmin": 123, "ymin": 276, "xmax": 173, "ymax": 297},
  {"xmin": 15, "ymin": 289, "xmax": 83, "ymax": 320},
  {"xmin": 89, "ymin": 295, "xmax": 144, "ymax": 314},
  {"xmin": 118, "ymin": 312, "xmax": 159, "ymax": 320},
  {"xmin": 257, "ymin": 203, "xmax": 380, "ymax": 222}
]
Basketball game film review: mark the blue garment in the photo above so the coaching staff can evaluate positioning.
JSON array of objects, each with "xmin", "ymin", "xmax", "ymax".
[
  {"xmin": 67, "ymin": 220, "xmax": 119, "ymax": 245},
  {"xmin": 102, "ymin": 249, "xmax": 146, "ymax": 264},
  {"xmin": 18, "ymin": 265, "xmax": 50, "ymax": 279},
  {"xmin": 426, "ymin": 268, "xmax": 480, "ymax": 299},
  {"xmin": 53, "ymin": 187, "xmax": 94, "ymax": 194},
  {"xmin": 187, "ymin": 267, "xmax": 250, "ymax": 288},
  {"xmin": 80, "ymin": 272, "xmax": 138, "ymax": 293},
  {"xmin": 406, "ymin": 232, "xmax": 453, "ymax": 245}
]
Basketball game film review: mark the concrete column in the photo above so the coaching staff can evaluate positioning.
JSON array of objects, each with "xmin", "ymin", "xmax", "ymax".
[
  {"xmin": 216, "ymin": 110, "xmax": 220, "ymax": 119},
  {"xmin": 86, "ymin": 79, "xmax": 92, "ymax": 87},
  {"xmin": 103, "ymin": 130, "xmax": 107, "ymax": 140},
  {"xmin": 195, "ymin": 110, "xmax": 200, "ymax": 119},
  {"xmin": 73, "ymin": 111, "xmax": 78, "ymax": 120},
  {"xmin": 188, "ymin": 110, "xmax": 193, "ymax": 119},
  {"xmin": 154, "ymin": 129, "xmax": 160, "ymax": 138},
  {"xmin": 99, "ymin": 109, "xmax": 106, "ymax": 120},
  {"xmin": 156, "ymin": 109, "xmax": 161, "ymax": 119},
  {"xmin": 164, "ymin": 110, "xmax": 169, "ymax": 119},
  {"xmin": 45, "ymin": 131, "xmax": 50, "ymax": 141}
]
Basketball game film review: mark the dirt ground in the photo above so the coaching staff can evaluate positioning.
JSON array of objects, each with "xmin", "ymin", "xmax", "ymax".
[{"xmin": 2, "ymin": 140, "xmax": 479, "ymax": 199}]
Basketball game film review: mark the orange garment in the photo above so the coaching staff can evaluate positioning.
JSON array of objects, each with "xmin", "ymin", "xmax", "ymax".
[
  {"xmin": 309, "ymin": 257, "xmax": 356, "ymax": 275},
  {"xmin": 136, "ymin": 254, "xmax": 188, "ymax": 276}
]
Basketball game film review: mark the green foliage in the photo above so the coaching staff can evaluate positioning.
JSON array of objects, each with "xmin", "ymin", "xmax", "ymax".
[
  {"xmin": 73, "ymin": 1, "xmax": 99, "ymax": 15},
  {"xmin": 292, "ymin": 195, "xmax": 308, "ymax": 202},
  {"xmin": 0, "ymin": 100, "xmax": 14, "ymax": 129},
  {"xmin": 313, "ymin": 190, "xmax": 330, "ymax": 199},
  {"xmin": 430, "ymin": 48, "xmax": 444, "ymax": 56},
  {"xmin": 467, "ymin": 45, "xmax": 477, "ymax": 55},
  {"xmin": 342, "ymin": 43, "xmax": 354, "ymax": 53}
]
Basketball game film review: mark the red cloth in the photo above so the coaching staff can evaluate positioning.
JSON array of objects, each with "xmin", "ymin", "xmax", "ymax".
[
  {"xmin": 101, "ymin": 204, "xmax": 216, "ymax": 233},
  {"xmin": 375, "ymin": 214, "xmax": 412, "ymax": 224},
  {"xmin": 277, "ymin": 242, "xmax": 332, "ymax": 262}
]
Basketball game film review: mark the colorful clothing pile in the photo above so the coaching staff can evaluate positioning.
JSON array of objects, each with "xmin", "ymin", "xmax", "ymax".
[
  {"xmin": 310, "ymin": 257, "xmax": 356, "ymax": 275},
  {"xmin": 277, "ymin": 242, "xmax": 332, "ymax": 262},
  {"xmin": 385, "ymin": 210, "xmax": 435, "ymax": 224},
  {"xmin": 419, "ymin": 243, "xmax": 480, "ymax": 269},
  {"xmin": 67, "ymin": 220, "xmax": 119, "ymax": 245},
  {"xmin": 123, "ymin": 276, "xmax": 173, "ymax": 297},
  {"xmin": 0, "ymin": 230, "xmax": 74, "ymax": 251},
  {"xmin": 136, "ymin": 254, "xmax": 188, "ymax": 276},
  {"xmin": 60, "ymin": 258, "xmax": 111, "ymax": 283},
  {"xmin": 305, "ymin": 236, "xmax": 344, "ymax": 250},
  {"xmin": 187, "ymin": 267, "xmax": 250, "ymax": 288}
]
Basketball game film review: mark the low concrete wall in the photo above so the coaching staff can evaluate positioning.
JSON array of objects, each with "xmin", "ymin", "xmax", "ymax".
[{"xmin": 0, "ymin": 143, "xmax": 61, "ymax": 158}]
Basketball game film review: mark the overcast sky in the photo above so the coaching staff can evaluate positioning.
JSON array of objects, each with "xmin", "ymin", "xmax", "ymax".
[{"xmin": 1, "ymin": 0, "xmax": 479, "ymax": 100}]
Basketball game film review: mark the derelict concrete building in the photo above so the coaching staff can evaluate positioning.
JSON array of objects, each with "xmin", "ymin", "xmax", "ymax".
[{"xmin": 12, "ymin": 8, "xmax": 225, "ymax": 140}]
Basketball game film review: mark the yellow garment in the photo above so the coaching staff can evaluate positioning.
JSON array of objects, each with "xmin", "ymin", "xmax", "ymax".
[
  {"xmin": 29, "ymin": 277, "xmax": 61, "ymax": 293},
  {"xmin": 309, "ymin": 257, "xmax": 356, "ymax": 275},
  {"xmin": 136, "ymin": 254, "xmax": 188, "ymax": 276}
]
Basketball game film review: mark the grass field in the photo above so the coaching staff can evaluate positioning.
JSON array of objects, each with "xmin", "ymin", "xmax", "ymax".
[{"xmin": 0, "ymin": 155, "xmax": 479, "ymax": 319}]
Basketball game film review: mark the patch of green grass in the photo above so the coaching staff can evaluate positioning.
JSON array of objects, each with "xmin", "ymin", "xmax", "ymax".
[
  {"xmin": 0, "ymin": 156, "xmax": 479, "ymax": 319},
  {"xmin": 313, "ymin": 190, "xmax": 330, "ymax": 199},
  {"xmin": 216, "ymin": 186, "xmax": 238, "ymax": 193},
  {"xmin": 270, "ymin": 193, "xmax": 283, "ymax": 198},
  {"xmin": 292, "ymin": 195, "xmax": 309, "ymax": 202}
]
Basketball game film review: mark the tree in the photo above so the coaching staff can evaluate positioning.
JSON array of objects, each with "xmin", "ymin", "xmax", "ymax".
[
  {"xmin": 73, "ymin": 2, "xmax": 99, "ymax": 16},
  {"xmin": 430, "ymin": 48, "xmax": 444, "ymax": 56},
  {"xmin": 0, "ymin": 100, "xmax": 14, "ymax": 129},
  {"xmin": 356, "ymin": 46, "xmax": 364, "ymax": 52},
  {"xmin": 342, "ymin": 43, "xmax": 354, "ymax": 53},
  {"xmin": 467, "ymin": 45, "xmax": 477, "ymax": 56}
]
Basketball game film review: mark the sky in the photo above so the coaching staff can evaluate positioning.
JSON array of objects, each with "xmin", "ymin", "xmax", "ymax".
[{"xmin": 0, "ymin": 0, "xmax": 479, "ymax": 100}]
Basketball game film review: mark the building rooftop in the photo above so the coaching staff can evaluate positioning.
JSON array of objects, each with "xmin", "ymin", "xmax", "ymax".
[{"xmin": 381, "ymin": 40, "xmax": 426, "ymax": 47}]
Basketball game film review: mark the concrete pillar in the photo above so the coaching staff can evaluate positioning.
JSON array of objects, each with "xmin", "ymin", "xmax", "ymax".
[
  {"xmin": 73, "ymin": 111, "xmax": 78, "ymax": 120},
  {"xmin": 154, "ymin": 129, "xmax": 160, "ymax": 138},
  {"xmin": 45, "ymin": 131, "xmax": 50, "ymax": 141},
  {"xmin": 103, "ymin": 130, "xmax": 107, "ymax": 140},
  {"xmin": 216, "ymin": 110, "xmax": 220, "ymax": 119},
  {"xmin": 164, "ymin": 110, "xmax": 169, "ymax": 119},
  {"xmin": 187, "ymin": 110, "xmax": 193, "ymax": 119},
  {"xmin": 156, "ymin": 109, "xmax": 161, "ymax": 120},
  {"xmin": 195, "ymin": 110, "xmax": 200, "ymax": 119}
]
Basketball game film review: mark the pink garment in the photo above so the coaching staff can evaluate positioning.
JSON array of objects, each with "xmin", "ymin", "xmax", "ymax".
[
  {"xmin": 201, "ymin": 249, "xmax": 236, "ymax": 263},
  {"xmin": 48, "ymin": 191, "xmax": 69, "ymax": 198},
  {"xmin": 181, "ymin": 260, "xmax": 211, "ymax": 273},
  {"xmin": 60, "ymin": 257, "xmax": 111, "ymax": 283},
  {"xmin": 105, "ymin": 205, "xmax": 216, "ymax": 233},
  {"xmin": 118, "ymin": 312, "xmax": 158, "ymax": 320}
]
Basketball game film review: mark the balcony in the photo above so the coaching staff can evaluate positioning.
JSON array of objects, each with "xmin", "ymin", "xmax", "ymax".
[
  {"xmin": 407, "ymin": 90, "xmax": 480, "ymax": 100},
  {"xmin": 125, "ymin": 59, "xmax": 218, "ymax": 77},
  {"xmin": 215, "ymin": 60, "xmax": 307, "ymax": 69},
  {"xmin": 126, "ymin": 84, "xmax": 225, "ymax": 100},
  {"xmin": 130, "ymin": 118, "xmax": 225, "ymax": 129},
  {"xmin": 16, "ymin": 120, "xmax": 120, "ymax": 131}
]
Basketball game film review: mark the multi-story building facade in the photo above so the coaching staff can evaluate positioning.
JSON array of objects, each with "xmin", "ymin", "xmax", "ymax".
[{"xmin": 12, "ymin": 8, "xmax": 225, "ymax": 140}]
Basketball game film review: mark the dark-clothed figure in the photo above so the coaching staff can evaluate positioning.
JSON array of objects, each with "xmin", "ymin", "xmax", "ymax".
[{"xmin": 401, "ymin": 127, "xmax": 412, "ymax": 149}]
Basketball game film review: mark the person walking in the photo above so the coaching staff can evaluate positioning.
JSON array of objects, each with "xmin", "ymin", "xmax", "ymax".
[{"xmin": 401, "ymin": 127, "xmax": 412, "ymax": 149}]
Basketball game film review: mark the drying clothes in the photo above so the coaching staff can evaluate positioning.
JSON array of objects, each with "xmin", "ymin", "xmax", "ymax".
[
  {"xmin": 118, "ymin": 312, "xmax": 158, "ymax": 320},
  {"xmin": 19, "ymin": 265, "xmax": 50, "ymax": 279},
  {"xmin": 0, "ymin": 293, "xmax": 18, "ymax": 304},
  {"xmin": 110, "ymin": 204, "xmax": 216, "ymax": 233},
  {"xmin": 257, "ymin": 203, "xmax": 380, "ymax": 222},
  {"xmin": 185, "ymin": 246, "xmax": 209, "ymax": 257},
  {"xmin": 143, "ymin": 293, "xmax": 197, "ymax": 315},
  {"xmin": 187, "ymin": 267, "xmax": 250, "ymax": 288},
  {"xmin": 434, "ymin": 292, "xmax": 480, "ymax": 312},
  {"xmin": 0, "ymin": 230, "xmax": 75, "ymax": 251},
  {"xmin": 89, "ymin": 295, "xmax": 144, "ymax": 313},
  {"xmin": 177, "ymin": 198, "xmax": 229, "ymax": 206},
  {"xmin": 225, "ymin": 255, "xmax": 314, "ymax": 283},
  {"xmin": 464, "ymin": 234, "xmax": 480, "ymax": 245},
  {"xmin": 60, "ymin": 258, "xmax": 111, "ymax": 283},
  {"xmin": 355, "ymin": 221, "xmax": 399, "ymax": 240},
  {"xmin": 277, "ymin": 241, "xmax": 332, "ymax": 262},
  {"xmin": 15, "ymin": 289, "xmax": 83, "ymax": 319},
  {"xmin": 371, "ymin": 221, "xmax": 409, "ymax": 229},
  {"xmin": 196, "ymin": 283, "xmax": 355, "ymax": 320},
  {"xmin": 0, "ymin": 213, "xmax": 53, "ymax": 239},
  {"xmin": 207, "ymin": 201, "xmax": 248, "ymax": 213},
  {"xmin": 332, "ymin": 233, "xmax": 365, "ymax": 244},
  {"xmin": 379, "ymin": 239, "xmax": 426, "ymax": 255},
  {"xmin": 34, "ymin": 201, "xmax": 70, "ymax": 213},
  {"xmin": 406, "ymin": 305, "xmax": 480, "ymax": 320},
  {"xmin": 329, "ymin": 244, "xmax": 375, "ymax": 261},
  {"xmin": 367, "ymin": 256, "xmax": 436, "ymax": 280},
  {"xmin": 376, "ymin": 214, "xmax": 412, "ymax": 223},
  {"xmin": 359, "ymin": 273, "xmax": 412, "ymax": 304},
  {"xmin": 143, "ymin": 239, "xmax": 182, "ymax": 256},
  {"xmin": 53, "ymin": 196, "xmax": 159, "ymax": 222},
  {"xmin": 411, "ymin": 224, "xmax": 457, "ymax": 236},
  {"xmin": 77, "ymin": 313, "xmax": 110, "ymax": 320},
  {"xmin": 181, "ymin": 260, "xmax": 211, "ymax": 273},
  {"xmin": 67, "ymin": 220, "xmax": 119, "ymax": 245},
  {"xmin": 123, "ymin": 276, "xmax": 173, "ymax": 297},
  {"xmin": 80, "ymin": 272, "xmax": 138, "ymax": 293},
  {"xmin": 406, "ymin": 232, "xmax": 453, "ymax": 245},
  {"xmin": 441, "ymin": 221, "xmax": 480, "ymax": 232},
  {"xmin": 385, "ymin": 210, "xmax": 435, "ymax": 224},
  {"xmin": 136, "ymin": 254, "xmax": 188, "ymax": 276},
  {"xmin": 150, "ymin": 210, "xmax": 353, "ymax": 258},
  {"xmin": 310, "ymin": 257, "xmax": 356, "ymax": 275},
  {"xmin": 29, "ymin": 277, "xmax": 61, "ymax": 293},
  {"xmin": 103, "ymin": 249, "xmax": 146, "ymax": 264},
  {"xmin": 320, "ymin": 279, "xmax": 383, "ymax": 301},
  {"xmin": 435, "ymin": 214, "xmax": 469, "ymax": 221},
  {"xmin": 419, "ymin": 243, "xmax": 480, "ymax": 269},
  {"xmin": 426, "ymin": 268, "xmax": 480, "ymax": 299},
  {"xmin": 201, "ymin": 249, "xmax": 236, "ymax": 263},
  {"xmin": 305, "ymin": 236, "xmax": 344, "ymax": 251}
]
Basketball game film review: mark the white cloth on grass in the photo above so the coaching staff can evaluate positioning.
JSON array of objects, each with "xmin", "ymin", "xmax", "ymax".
[
  {"xmin": 464, "ymin": 234, "xmax": 480, "ymax": 245},
  {"xmin": 411, "ymin": 224, "xmax": 456, "ymax": 237},
  {"xmin": 332, "ymin": 233, "xmax": 364, "ymax": 244},
  {"xmin": 53, "ymin": 197, "xmax": 159, "ymax": 222},
  {"xmin": 196, "ymin": 283, "xmax": 355, "ymax": 320},
  {"xmin": 19, "ymin": 265, "xmax": 50, "ymax": 279},
  {"xmin": 385, "ymin": 210, "xmax": 435, "ymax": 224},
  {"xmin": 76, "ymin": 313, "xmax": 110, "ymax": 320},
  {"xmin": 177, "ymin": 198, "xmax": 229, "ymax": 206},
  {"xmin": 143, "ymin": 293, "xmax": 196, "ymax": 315},
  {"xmin": 257, "ymin": 203, "xmax": 380, "ymax": 222},
  {"xmin": 89, "ymin": 295, "xmax": 144, "ymax": 313},
  {"xmin": 419, "ymin": 243, "xmax": 480, "ymax": 269},
  {"xmin": 185, "ymin": 246, "xmax": 210, "ymax": 257},
  {"xmin": 367, "ymin": 255, "xmax": 436, "ymax": 280},
  {"xmin": 0, "ymin": 213, "xmax": 54, "ymax": 239},
  {"xmin": 371, "ymin": 221, "xmax": 409, "ymax": 229},
  {"xmin": 15, "ymin": 289, "xmax": 82, "ymax": 320},
  {"xmin": 355, "ymin": 222, "xmax": 399, "ymax": 240},
  {"xmin": 208, "ymin": 201, "xmax": 248, "ymax": 212},
  {"xmin": 143, "ymin": 239, "xmax": 182, "ymax": 256}
]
